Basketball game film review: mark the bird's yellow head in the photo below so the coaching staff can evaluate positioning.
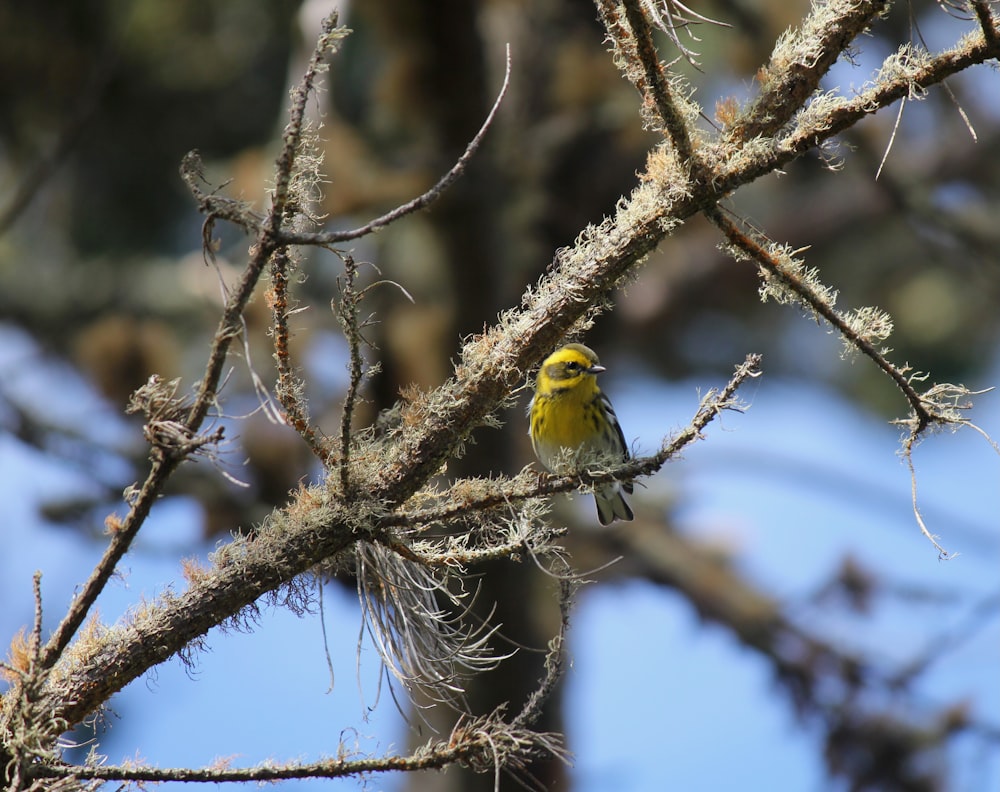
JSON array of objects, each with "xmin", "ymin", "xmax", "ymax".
[{"xmin": 535, "ymin": 343, "xmax": 606, "ymax": 397}]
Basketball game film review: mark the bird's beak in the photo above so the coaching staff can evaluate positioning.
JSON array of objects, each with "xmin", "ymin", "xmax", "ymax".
[{"xmin": 588, "ymin": 364, "xmax": 607, "ymax": 375}]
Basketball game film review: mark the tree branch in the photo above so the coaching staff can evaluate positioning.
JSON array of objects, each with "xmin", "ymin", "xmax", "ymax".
[
  {"xmin": 275, "ymin": 45, "xmax": 512, "ymax": 246},
  {"xmin": 724, "ymin": 0, "xmax": 890, "ymax": 144}
]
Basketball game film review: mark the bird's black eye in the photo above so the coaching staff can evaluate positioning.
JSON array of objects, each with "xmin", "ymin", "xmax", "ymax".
[{"xmin": 565, "ymin": 362, "xmax": 580, "ymax": 372}]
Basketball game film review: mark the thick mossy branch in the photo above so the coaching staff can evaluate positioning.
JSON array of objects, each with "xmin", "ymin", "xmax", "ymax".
[
  {"xmin": 724, "ymin": 0, "xmax": 891, "ymax": 144},
  {"xmin": 730, "ymin": 31, "xmax": 1000, "ymax": 186},
  {"xmin": 36, "ymin": 485, "xmax": 362, "ymax": 729}
]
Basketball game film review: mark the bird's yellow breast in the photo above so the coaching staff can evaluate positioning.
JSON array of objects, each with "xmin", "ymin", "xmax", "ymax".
[{"xmin": 531, "ymin": 382, "xmax": 606, "ymax": 472}]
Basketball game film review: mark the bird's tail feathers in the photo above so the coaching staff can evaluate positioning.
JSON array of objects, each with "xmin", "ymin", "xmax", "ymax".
[{"xmin": 595, "ymin": 483, "xmax": 633, "ymax": 525}]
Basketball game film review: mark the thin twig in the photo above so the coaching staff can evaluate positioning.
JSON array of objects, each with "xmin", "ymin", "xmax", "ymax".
[
  {"xmin": 338, "ymin": 254, "xmax": 365, "ymax": 494},
  {"xmin": 902, "ymin": 444, "xmax": 953, "ymax": 559},
  {"xmin": 31, "ymin": 743, "xmax": 493, "ymax": 784},
  {"xmin": 178, "ymin": 153, "xmax": 263, "ymax": 236},
  {"xmin": 620, "ymin": 0, "xmax": 697, "ymax": 164},
  {"xmin": 706, "ymin": 207, "xmax": 931, "ymax": 428},
  {"xmin": 35, "ymin": 702, "xmax": 569, "ymax": 786},
  {"xmin": 30, "ymin": 572, "xmax": 44, "ymax": 662},
  {"xmin": 276, "ymin": 44, "xmax": 512, "ymax": 246},
  {"xmin": 271, "ymin": 248, "xmax": 334, "ymax": 463},
  {"xmin": 875, "ymin": 96, "xmax": 905, "ymax": 180},
  {"xmin": 512, "ymin": 575, "xmax": 577, "ymax": 729},
  {"xmin": 640, "ymin": 0, "xmax": 732, "ymax": 69},
  {"xmin": 707, "ymin": 208, "xmax": 1000, "ymax": 556},
  {"xmin": 906, "ymin": 3, "xmax": 979, "ymax": 145},
  {"xmin": 318, "ymin": 580, "xmax": 337, "ymax": 693}
]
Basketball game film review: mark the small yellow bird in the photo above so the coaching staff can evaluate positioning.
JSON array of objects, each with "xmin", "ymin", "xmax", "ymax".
[{"xmin": 528, "ymin": 343, "xmax": 634, "ymax": 525}]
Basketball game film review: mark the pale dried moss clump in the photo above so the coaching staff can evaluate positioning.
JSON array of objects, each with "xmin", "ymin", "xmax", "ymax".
[
  {"xmin": 840, "ymin": 305, "xmax": 894, "ymax": 359},
  {"xmin": 354, "ymin": 542, "xmax": 508, "ymax": 706}
]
